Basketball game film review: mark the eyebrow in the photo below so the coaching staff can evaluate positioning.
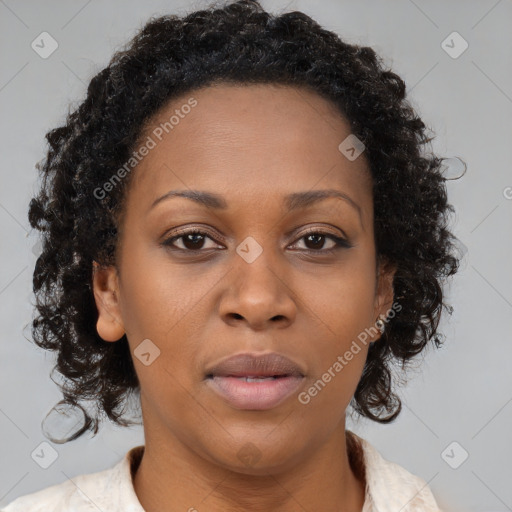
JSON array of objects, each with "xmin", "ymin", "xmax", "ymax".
[{"xmin": 149, "ymin": 189, "xmax": 362, "ymax": 225}]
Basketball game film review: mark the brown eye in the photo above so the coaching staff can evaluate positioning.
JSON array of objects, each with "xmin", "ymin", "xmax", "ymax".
[
  {"xmin": 161, "ymin": 227, "xmax": 352, "ymax": 255},
  {"xmin": 290, "ymin": 230, "xmax": 352, "ymax": 253},
  {"xmin": 303, "ymin": 233, "xmax": 334, "ymax": 251},
  {"xmin": 162, "ymin": 229, "xmax": 221, "ymax": 251},
  {"xmin": 180, "ymin": 232, "xmax": 208, "ymax": 250}
]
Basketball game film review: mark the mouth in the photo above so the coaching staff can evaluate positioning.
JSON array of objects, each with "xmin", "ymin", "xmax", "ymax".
[
  {"xmin": 206, "ymin": 375, "xmax": 305, "ymax": 410},
  {"xmin": 210, "ymin": 375, "xmax": 291, "ymax": 381},
  {"xmin": 204, "ymin": 352, "xmax": 306, "ymax": 410}
]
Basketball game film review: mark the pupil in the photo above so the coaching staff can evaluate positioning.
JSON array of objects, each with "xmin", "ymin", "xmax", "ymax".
[
  {"xmin": 185, "ymin": 233, "xmax": 204, "ymax": 249},
  {"xmin": 307, "ymin": 234, "xmax": 323, "ymax": 249}
]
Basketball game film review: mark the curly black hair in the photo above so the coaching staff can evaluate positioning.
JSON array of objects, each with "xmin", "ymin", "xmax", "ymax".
[{"xmin": 28, "ymin": 0, "xmax": 464, "ymax": 443}]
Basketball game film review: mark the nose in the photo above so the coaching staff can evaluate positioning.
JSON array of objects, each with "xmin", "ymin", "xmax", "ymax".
[{"xmin": 218, "ymin": 253, "xmax": 297, "ymax": 331}]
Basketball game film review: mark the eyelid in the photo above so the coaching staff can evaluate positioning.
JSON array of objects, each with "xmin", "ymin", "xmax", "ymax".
[
  {"xmin": 294, "ymin": 224, "xmax": 348, "ymax": 240},
  {"xmin": 163, "ymin": 222, "xmax": 347, "ymax": 242},
  {"xmin": 162, "ymin": 224, "xmax": 226, "ymax": 244}
]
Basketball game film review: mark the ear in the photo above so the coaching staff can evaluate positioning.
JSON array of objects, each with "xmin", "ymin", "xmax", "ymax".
[
  {"xmin": 371, "ymin": 258, "xmax": 397, "ymax": 343},
  {"xmin": 92, "ymin": 261, "xmax": 125, "ymax": 342}
]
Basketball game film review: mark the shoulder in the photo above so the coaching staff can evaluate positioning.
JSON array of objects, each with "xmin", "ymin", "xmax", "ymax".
[
  {"xmin": 348, "ymin": 431, "xmax": 442, "ymax": 512},
  {"xmin": 1, "ymin": 446, "xmax": 145, "ymax": 512},
  {"xmin": 1, "ymin": 470, "xmax": 108, "ymax": 512}
]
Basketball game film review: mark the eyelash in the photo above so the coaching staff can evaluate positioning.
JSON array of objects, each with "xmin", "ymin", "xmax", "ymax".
[{"xmin": 161, "ymin": 227, "xmax": 352, "ymax": 255}]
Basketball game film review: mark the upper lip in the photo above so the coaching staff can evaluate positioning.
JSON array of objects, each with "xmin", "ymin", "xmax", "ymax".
[{"xmin": 205, "ymin": 352, "xmax": 305, "ymax": 378}]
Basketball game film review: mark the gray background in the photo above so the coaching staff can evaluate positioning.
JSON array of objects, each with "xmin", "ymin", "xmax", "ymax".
[{"xmin": 1, "ymin": 0, "xmax": 511, "ymax": 510}]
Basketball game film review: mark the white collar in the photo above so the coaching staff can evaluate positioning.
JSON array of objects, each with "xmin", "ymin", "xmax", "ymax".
[{"xmin": 3, "ymin": 432, "xmax": 441, "ymax": 511}]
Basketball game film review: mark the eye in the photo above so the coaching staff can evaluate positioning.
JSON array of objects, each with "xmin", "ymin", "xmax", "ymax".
[
  {"xmin": 161, "ymin": 228, "xmax": 221, "ymax": 251},
  {"xmin": 289, "ymin": 228, "xmax": 352, "ymax": 253},
  {"xmin": 161, "ymin": 227, "xmax": 352, "ymax": 254}
]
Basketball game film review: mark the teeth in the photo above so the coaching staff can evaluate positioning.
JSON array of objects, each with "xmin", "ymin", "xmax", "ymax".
[{"xmin": 241, "ymin": 376, "xmax": 277, "ymax": 382}]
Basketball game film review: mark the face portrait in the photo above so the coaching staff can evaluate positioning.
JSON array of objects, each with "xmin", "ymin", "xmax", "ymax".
[
  {"xmin": 3, "ymin": 0, "xmax": 483, "ymax": 508},
  {"xmin": 92, "ymin": 83, "xmax": 395, "ymax": 509}
]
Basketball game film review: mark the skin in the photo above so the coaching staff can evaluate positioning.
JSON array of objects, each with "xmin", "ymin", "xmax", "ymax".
[{"xmin": 92, "ymin": 83, "xmax": 396, "ymax": 512}]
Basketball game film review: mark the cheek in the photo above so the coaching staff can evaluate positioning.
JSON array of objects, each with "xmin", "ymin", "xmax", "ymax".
[
  {"xmin": 117, "ymin": 239, "xmax": 219, "ymax": 384},
  {"xmin": 298, "ymin": 255, "xmax": 375, "ymax": 400},
  {"xmin": 299, "ymin": 284, "xmax": 371, "ymax": 415},
  {"xmin": 117, "ymin": 236, "xmax": 198, "ymax": 338},
  {"xmin": 306, "ymin": 256, "xmax": 376, "ymax": 340}
]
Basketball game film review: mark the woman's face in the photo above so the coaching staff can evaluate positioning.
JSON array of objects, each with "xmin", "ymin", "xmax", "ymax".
[{"xmin": 93, "ymin": 83, "xmax": 395, "ymax": 473}]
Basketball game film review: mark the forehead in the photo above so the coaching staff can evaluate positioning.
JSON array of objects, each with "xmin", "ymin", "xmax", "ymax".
[{"xmin": 126, "ymin": 83, "xmax": 372, "ymax": 219}]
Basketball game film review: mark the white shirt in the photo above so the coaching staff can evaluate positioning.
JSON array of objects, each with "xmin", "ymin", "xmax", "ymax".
[{"xmin": 1, "ymin": 431, "xmax": 441, "ymax": 511}]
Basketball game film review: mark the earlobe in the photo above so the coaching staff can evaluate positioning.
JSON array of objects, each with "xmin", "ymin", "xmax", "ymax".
[{"xmin": 92, "ymin": 261, "xmax": 125, "ymax": 342}]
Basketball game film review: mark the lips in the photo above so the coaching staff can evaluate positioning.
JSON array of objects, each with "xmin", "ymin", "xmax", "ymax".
[
  {"xmin": 204, "ymin": 352, "xmax": 305, "ymax": 379},
  {"xmin": 204, "ymin": 352, "xmax": 306, "ymax": 410}
]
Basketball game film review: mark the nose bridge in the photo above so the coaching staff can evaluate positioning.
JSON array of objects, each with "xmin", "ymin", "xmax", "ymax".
[
  {"xmin": 235, "ymin": 232, "xmax": 284, "ymax": 298},
  {"xmin": 219, "ymin": 231, "xmax": 296, "ymax": 327}
]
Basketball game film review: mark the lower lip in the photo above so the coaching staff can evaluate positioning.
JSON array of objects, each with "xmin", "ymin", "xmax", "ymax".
[{"xmin": 206, "ymin": 375, "xmax": 304, "ymax": 410}]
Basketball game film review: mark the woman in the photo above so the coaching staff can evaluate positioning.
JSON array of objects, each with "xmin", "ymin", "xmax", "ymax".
[{"xmin": 3, "ymin": 0, "xmax": 462, "ymax": 510}]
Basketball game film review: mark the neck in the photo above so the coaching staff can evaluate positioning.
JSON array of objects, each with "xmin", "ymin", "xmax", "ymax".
[{"xmin": 133, "ymin": 424, "xmax": 366, "ymax": 512}]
